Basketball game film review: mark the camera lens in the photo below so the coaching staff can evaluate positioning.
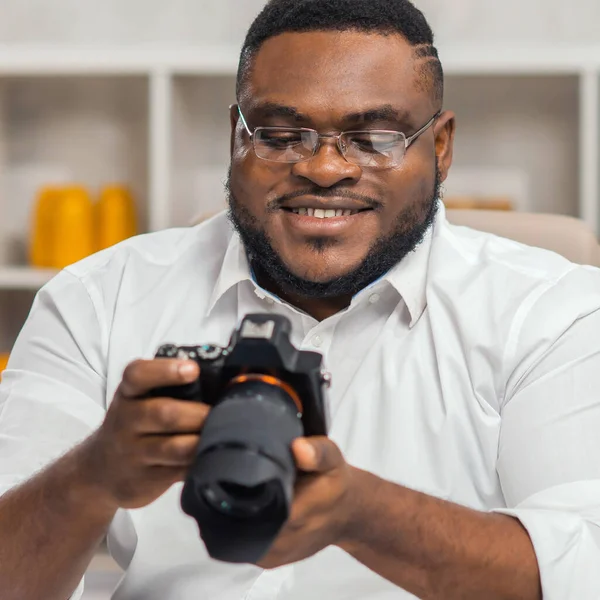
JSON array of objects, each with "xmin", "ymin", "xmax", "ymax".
[
  {"xmin": 181, "ymin": 378, "xmax": 304, "ymax": 563},
  {"xmin": 220, "ymin": 481, "xmax": 267, "ymax": 500},
  {"xmin": 200, "ymin": 481, "xmax": 278, "ymax": 518}
]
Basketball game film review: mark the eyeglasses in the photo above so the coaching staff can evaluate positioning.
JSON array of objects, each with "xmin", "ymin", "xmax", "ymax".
[{"xmin": 235, "ymin": 105, "xmax": 440, "ymax": 169}]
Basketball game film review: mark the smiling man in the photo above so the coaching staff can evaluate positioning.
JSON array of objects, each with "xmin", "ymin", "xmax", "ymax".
[
  {"xmin": 1, "ymin": 1, "xmax": 600, "ymax": 600},
  {"xmin": 227, "ymin": 19, "xmax": 446, "ymax": 319}
]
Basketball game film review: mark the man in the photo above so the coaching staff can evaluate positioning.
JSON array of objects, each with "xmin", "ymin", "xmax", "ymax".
[{"xmin": 1, "ymin": 0, "xmax": 599, "ymax": 598}]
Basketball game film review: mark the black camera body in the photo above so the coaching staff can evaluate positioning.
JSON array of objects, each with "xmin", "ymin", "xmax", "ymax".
[{"xmin": 151, "ymin": 314, "xmax": 331, "ymax": 564}]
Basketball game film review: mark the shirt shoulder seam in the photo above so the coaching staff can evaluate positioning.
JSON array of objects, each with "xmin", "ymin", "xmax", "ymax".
[
  {"xmin": 500, "ymin": 264, "xmax": 580, "ymax": 408},
  {"xmin": 60, "ymin": 268, "xmax": 109, "ymax": 363}
]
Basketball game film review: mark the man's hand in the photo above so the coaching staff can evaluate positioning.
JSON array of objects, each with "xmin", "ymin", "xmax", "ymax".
[
  {"xmin": 257, "ymin": 436, "xmax": 358, "ymax": 569},
  {"xmin": 81, "ymin": 358, "xmax": 210, "ymax": 511}
]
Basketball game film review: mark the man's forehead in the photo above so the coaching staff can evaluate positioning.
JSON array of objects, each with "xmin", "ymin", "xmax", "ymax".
[{"xmin": 248, "ymin": 30, "xmax": 424, "ymax": 106}]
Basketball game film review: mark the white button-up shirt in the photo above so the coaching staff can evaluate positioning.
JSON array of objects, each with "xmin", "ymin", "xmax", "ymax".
[{"xmin": 1, "ymin": 205, "xmax": 600, "ymax": 599}]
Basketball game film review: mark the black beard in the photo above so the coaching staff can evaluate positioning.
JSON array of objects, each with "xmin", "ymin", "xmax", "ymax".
[{"xmin": 225, "ymin": 169, "xmax": 441, "ymax": 299}]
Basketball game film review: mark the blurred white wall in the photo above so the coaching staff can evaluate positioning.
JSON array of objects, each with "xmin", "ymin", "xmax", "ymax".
[
  {"xmin": 417, "ymin": 0, "xmax": 600, "ymax": 46},
  {"xmin": 0, "ymin": 0, "xmax": 265, "ymax": 46},
  {"xmin": 0, "ymin": 0, "xmax": 599, "ymax": 47}
]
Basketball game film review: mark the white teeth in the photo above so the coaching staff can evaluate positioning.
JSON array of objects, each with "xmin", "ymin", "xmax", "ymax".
[{"xmin": 290, "ymin": 207, "xmax": 360, "ymax": 218}]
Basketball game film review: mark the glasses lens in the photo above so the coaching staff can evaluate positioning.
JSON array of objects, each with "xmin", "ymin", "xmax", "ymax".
[
  {"xmin": 254, "ymin": 128, "xmax": 318, "ymax": 163},
  {"xmin": 341, "ymin": 131, "xmax": 406, "ymax": 167}
]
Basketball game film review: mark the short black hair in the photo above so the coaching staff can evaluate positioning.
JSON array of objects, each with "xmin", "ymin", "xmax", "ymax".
[{"xmin": 237, "ymin": 0, "xmax": 444, "ymax": 106}]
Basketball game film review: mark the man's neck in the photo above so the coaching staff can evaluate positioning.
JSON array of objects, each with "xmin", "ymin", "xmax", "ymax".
[{"xmin": 254, "ymin": 270, "xmax": 351, "ymax": 321}]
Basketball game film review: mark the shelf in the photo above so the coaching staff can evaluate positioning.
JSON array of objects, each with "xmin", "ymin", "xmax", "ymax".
[
  {"xmin": 0, "ymin": 75, "xmax": 150, "ymax": 260},
  {"xmin": 0, "ymin": 46, "xmax": 241, "ymax": 76},
  {"xmin": 444, "ymin": 75, "xmax": 580, "ymax": 216},
  {"xmin": 170, "ymin": 76, "xmax": 234, "ymax": 228},
  {"xmin": 438, "ymin": 45, "xmax": 599, "ymax": 75},
  {"xmin": 1, "ymin": 45, "xmax": 600, "ymax": 77},
  {"xmin": 0, "ymin": 44, "xmax": 594, "ymax": 345},
  {"xmin": 0, "ymin": 267, "xmax": 58, "ymax": 290}
]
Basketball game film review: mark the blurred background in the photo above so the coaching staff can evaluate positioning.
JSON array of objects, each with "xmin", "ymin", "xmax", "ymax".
[{"xmin": 0, "ymin": 0, "xmax": 599, "ymax": 597}]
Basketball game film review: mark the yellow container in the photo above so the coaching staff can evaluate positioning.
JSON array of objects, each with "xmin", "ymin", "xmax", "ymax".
[
  {"xmin": 0, "ymin": 353, "xmax": 10, "ymax": 381},
  {"xmin": 51, "ymin": 186, "xmax": 96, "ymax": 269},
  {"xmin": 30, "ymin": 186, "xmax": 62, "ymax": 268},
  {"xmin": 96, "ymin": 186, "xmax": 137, "ymax": 250}
]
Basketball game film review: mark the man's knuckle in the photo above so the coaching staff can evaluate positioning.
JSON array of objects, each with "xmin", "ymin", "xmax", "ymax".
[
  {"xmin": 284, "ymin": 515, "xmax": 305, "ymax": 534},
  {"xmin": 170, "ymin": 437, "xmax": 194, "ymax": 460},
  {"xmin": 320, "ymin": 441, "xmax": 340, "ymax": 468},
  {"xmin": 287, "ymin": 521, "xmax": 304, "ymax": 535},
  {"xmin": 123, "ymin": 360, "xmax": 143, "ymax": 382},
  {"xmin": 120, "ymin": 363, "xmax": 148, "ymax": 395},
  {"xmin": 324, "ymin": 445, "xmax": 336, "ymax": 466},
  {"xmin": 156, "ymin": 402, "xmax": 179, "ymax": 429}
]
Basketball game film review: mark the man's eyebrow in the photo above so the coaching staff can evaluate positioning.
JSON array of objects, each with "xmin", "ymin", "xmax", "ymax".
[
  {"xmin": 250, "ymin": 102, "xmax": 307, "ymax": 122},
  {"xmin": 344, "ymin": 105, "xmax": 414, "ymax": 127},
  {"xmin": 248, "ymin": 102, "xmax": 415, "ymax": 128}
]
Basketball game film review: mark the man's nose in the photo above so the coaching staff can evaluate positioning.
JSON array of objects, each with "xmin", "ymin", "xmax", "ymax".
[{"xmin": 291, "ymin": 137, "xmax": 362, "ymax": 188}]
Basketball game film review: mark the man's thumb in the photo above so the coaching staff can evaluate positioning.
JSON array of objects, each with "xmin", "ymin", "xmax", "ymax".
[{"xmin": 292, "ymin": 436, "xmax": 342, "ymax": 473}]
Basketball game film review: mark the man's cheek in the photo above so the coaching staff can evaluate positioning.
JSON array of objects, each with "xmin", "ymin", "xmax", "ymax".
[{"xmin": 232, "ymin": 136, "xmax": 253, "ymax": 162}]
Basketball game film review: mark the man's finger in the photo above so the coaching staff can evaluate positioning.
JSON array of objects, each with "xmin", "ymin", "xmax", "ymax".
[
  {"xmin": 141, "ymin": 434, "xmax": 200, "ymax": 467},
  {"xmin": 292, "ymin": 437, "xmax": 343, "ymax": 473},
  {"xmin": 132, "ymin": 398, "xmax": 210, "ymax": 435},
  {"xmin": 119, "ymin": 359, "xmax": 199, "ymax": 398}
]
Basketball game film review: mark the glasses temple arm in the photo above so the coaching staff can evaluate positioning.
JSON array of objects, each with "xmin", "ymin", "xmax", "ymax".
[
  {"xmin": 405, "ymin": 111, "xmax": 441, "ymax": 148},
  {"xmin": 235, "ymin": 105, "xmax": 254, "ymax": 138}
]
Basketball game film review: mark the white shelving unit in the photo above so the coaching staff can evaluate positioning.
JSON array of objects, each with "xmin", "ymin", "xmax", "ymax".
[
  {"xmin": 0, "ymin": 267, "xmax": 57, "ymax": 290},
  {"xmin": 0, "ymin": 44, "xmax": 599, "ymax": 349}
]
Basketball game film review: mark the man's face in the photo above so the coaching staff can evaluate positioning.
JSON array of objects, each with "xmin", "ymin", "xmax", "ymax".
[{"xmin": 228, "ymin": 30, "xmax": 454, "ymax": 297}]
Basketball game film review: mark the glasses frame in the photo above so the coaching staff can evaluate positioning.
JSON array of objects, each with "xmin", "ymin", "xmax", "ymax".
[{"xmin": 234, "ymin": 104, "xmax": 441, "ymax": 168}]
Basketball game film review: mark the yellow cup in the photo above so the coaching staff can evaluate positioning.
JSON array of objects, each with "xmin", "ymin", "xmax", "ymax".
[
  {"xmin": 0, "ymin": 353, "xmax": 10, "ymax": 381},
  {"xmin": 96, "ymin": 186, "xmax": 137, "ymax": 251},
  {"xmin": 30, "ymin": 186, "xmax": 62, "ymax": 268},
  {"xmin": 51, "ymin": 186, "xmax": 95, "ymax": 269}
]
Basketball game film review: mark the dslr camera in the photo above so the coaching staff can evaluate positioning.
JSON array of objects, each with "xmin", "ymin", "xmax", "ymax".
[{"xmin": 151, "ymin": 314, "xmax": 330, "ymax": 564}]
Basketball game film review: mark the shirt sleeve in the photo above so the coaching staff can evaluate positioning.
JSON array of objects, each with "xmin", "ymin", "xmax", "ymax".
[
  {"xmin": 0, "ymin": 269, "xmax": 108, "ymax": 600},
  {"xmin": 493, "ymin": 266, "xmax": 600, "ymax": 598}
]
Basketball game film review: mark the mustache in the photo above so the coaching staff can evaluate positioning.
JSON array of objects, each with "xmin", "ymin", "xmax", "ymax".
[{"xmin": 267, "ymin": 188, "xmax": 382, "ymax": 211}]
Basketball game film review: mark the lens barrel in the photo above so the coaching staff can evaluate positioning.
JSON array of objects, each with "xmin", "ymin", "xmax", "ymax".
[{"xmin": 181, "ymin": 379, "xmax": 304, "ymax": 563}]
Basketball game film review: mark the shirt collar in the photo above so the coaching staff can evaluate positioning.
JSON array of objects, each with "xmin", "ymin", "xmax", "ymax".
[
  {"xmin": 379, "ymin": 220, "xmax": 433, "ymax": 328},
  {"xmin": 383, "ymin": 201, "xmax": 446, "ymax": 327},
  {"xmin": 207, "ymin": 231, "xmax": 253, "ymax": 314},
  {"xmin": 208, "ymin": 204, "xmax": 440, "ymax": 325}
]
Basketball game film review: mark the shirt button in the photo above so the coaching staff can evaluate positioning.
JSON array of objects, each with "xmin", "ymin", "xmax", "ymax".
[
  {"xmin": 311, "ymin": 335, "xmax": 323, "ymax": 348},
  {"xmin": 369, "ymin": 293, "xmax": 381, "ymax": 304}
]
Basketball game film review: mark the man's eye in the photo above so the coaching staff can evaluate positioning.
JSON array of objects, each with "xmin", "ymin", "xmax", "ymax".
[
  {"xmin": 348, "ymin": 134, "xmax": 397, "ymax": 153},
  {"xmin": 261, "ymin": 133, "xmax": 302, "ymax": 147},
  {"xmin": 350, "ymin": 136, "xmax": 377, "ymax": 151}
]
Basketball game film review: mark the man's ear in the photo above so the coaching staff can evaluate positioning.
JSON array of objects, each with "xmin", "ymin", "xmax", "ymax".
[
  {"xmin": 433, "ymin": 110, "xmax": 455, "ymax": 183},
  {"xmin": 229, "ymin": 103, "xmax": 240, "ymax": 157}
]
